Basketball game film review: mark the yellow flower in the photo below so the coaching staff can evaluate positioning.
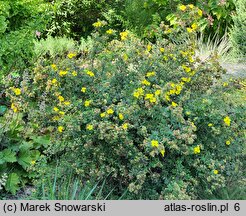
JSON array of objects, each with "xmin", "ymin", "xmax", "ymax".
[
  {"xmin": 64, "ymin": 101, "xmax": 71, "ymax": 106},
  {"xmin": 119, "ymin": 113, "xmax": 124, "ymax": 120},
  {"xmin": 198, "ymin": 9, "xmax": 203, "ymax": 17},
  {"xmin": 59, "ymin": 111, "xmax": 65, "ymax": 115},
  {"xmin": 191, "ymin": 23, "xmax": 198, "ymax": 30},
  {"xmin": 189, "ymin": 57, "xmax": 194, "ymax": 63},
  {"xmin": 223, "ymin": 116, "xmax": 231, "ymax": 126},
  {"xmin": 182, "ymin": 65, "xmax": 191, "ymax": 73},
  {"xmin": 171, "ymin": 101, "xmax": 178, "ymax": 107},
  {"xmin": 208, "ymin": 123, "xmax": 213, "ymax": 127},
  {"xmin": 100, "ymin": 112, "xmax": 106, "ymax": 118},
  {"xmin": 145, "ymin": 93, "xmax": 154, "ymax": 100},
  {"xmin": 72, "ymin": 71, "xmax": 77, "ymax": 76},
  {"xmin": 155, "ymin": 90, "xmax": 161, "ymax": 96},
  {"xmin": 93, "ymin": 21, "xmax": 103, "ymax": 28},
  {"xmin": 213, "ymin": 170, "xmax": 219, "ymax": 175},
  {"xmin": 142, "ymin": 79, "xmax": 151, "ymax": 86},
  {"xmin": 30, "ymin": 160, "xmax": 36, "ymax": 165},
  {"xmin": 67, "ymin": 53, "xmax": 76, "ymax": 59},
  {"xmin": 225, "ymin": 140, "xmax": 231, "ymax": 145},
  {"xmin": 12, "ymin": 88, "xmax": 21, "ymax": 96},
  {"xmin": 58, "ymin": 95, "xmax": 65, "ymax": 102},
  {"xmin": 163, "ymin": 55, "xmax": 168, "ymax": 61},
  {"xmin": 146, "ymin": 71, "xmax": 155, "ymax": 77},
  {"xmin": 51, "ymin": 64, "xmax": 57, "ymax": 70},
  {"xmin": 133, "ymin": 88, "xmax": 144, "ymax": 98},
  {"xmin": 53, "ymin": 107, "xmax": 59, "ymax": 112},
  {"xmin": 164, "ymin": 94, "xmax": 170, "ymax": 102},
  {"xmin": 150, "ymin": 97, "xmax": 157, "ymax": 103},
  {"xmin": 84, "ymin": 100, "xmax": 91, "ymax": 107},
  {"xmin": 151, "ymin": 140, "xmax": 159, "ymax": 147},
  {"xmin": 188, "ymin": 4, "xmax": 194, "ymax": 9},
  {"xmin": 223, "ymin": 82, "xmax": 229, "ymax": 87},
  {"xmin": 181, "ymin": 77, "xmax": 191, "ymax": 82},
  {"xmin": 187, "ymin": 27, "xmax": 193, "ymax": 33},
  {"xmin": 86, "ymin": 70, "xmax": 95, "ymax": 77},
  {"xmin": 147, "ymin": 44, "xmax": 152, "ymax": 52},
  {"xmin": 51, "ymin": 79, "xmax": 58, "ymax": 84},
  {"xmin": 160, "ymin": 149, "xmax": 165, "ymax": 157},
  {"xmin": 11, "ymin": 103, "xmax": 18, "ymax": 113},
  {"xmin": 193, "ymin": 145, "xmax": 200, "ymax": 154},
  {"xmin": 106, "ymin": 29, "xmax": 114, "ymax": 34},
  {"xmin": 52, "ymin": 116, "xmax": 60, "ymax": 121},
  {"xmin": 120, "ymin": 31, "xmax": 128, "ymax": 41},
  {"xmin": 59, "ymin": 70, "xmax": 68, "ymax": 77},
  {"xmin": 179, "ymin": 5, "xmax": 187, "ymax": 11},
  {"xmin": 159, "ymin": 47, "xmax": 165, "ymax": 53},
  {"xmin": 122, "ymin": 123, "xmax": 128, "ymax": 130},
  {"xmin": 86, "ymin": 124, "xmax": 93, "ymax": 131},
  {"xmin": 58, "ymin": 126, "xmax": 64, "ymax": 133},
  {"xmin": 107, "ymin": 108, "xmax": 114, "ymax": 115},
  {"xmin": 81, "ymin": 87, "xmax": 87, "ymax": 93}
]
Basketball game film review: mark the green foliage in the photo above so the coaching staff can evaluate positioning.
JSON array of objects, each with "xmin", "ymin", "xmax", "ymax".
[
  {"xmin": 6, "ymin": 6, "xmax": 244, "ymax": 199},
  {"xmin": 0, "ymin": 113, "xmax": 50, "ymax": 194},
  {"xmin": 34, "ymin": 36, "xmax": 77, "ymax": 59},
  {"xmin": 0, "ymin": 0, "xmax": 50, "ymax": 76},
  {"xmin": 46, "ymin": 0, "xmax": 123, "ymax": 40},
  {"xmin": 230, "ymin": 0, "xmax": 246, "ymax": 60}
]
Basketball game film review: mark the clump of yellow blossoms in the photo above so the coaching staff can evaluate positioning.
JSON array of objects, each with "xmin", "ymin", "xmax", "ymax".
[
  {"xmin": 86, "ymin": 70, "xmax": 95, "ymax": 77},
  {"xmin": 86, "ymin": 124, "xmax": 93, "ymax": 131},
  {"xmin": 81, "ymin": 87, "xmax": 86, "ymax": 93},
  {"xmin": 151, "ymin": 140, "xmax": 159, "ymax": 148},
  {"xmin": 107, "ymin": 108, "xmax": 114, "ymax": 115},
  {"xmin": 58, "ymin": 95, "xmax": 65, "ymax": 102},
  {"xmin": 122, "ymin": 123, "xmax": 128, "ymax": 130},
  {"xmin": 100, "ymin": 112, "xmax": 106, "ymax": 118},
  {"xmin": 11, "ymin": 103, "xmax": 18, "ymax": 113},
  {"xmin": 193, "ymin": 145, "xmax": 200, "ymax": 154},
  {"xmin": 84, "ymin": 100, "xmax": 92, "ymax": 107},
  {"xmin": 223, "ymin": 116, "xmax": 231, "ymax": 126},
  {"xmin": 67, "ymin": 53, "xmax": 76, "ymax": 59},
  {"xmin": 179, "ymin": 5, "xmax": 187, "ymax": 11},
  {"xmin": 11, "ymin": 87, "xmax": 21, "ymax": 96},
  {"xmin": 59, "ymin": 70, "xmax": 68, "ymax": 77},
  {"xmin": 106, "ymin": 29, "xmax": 114, "ymax": 34},
  {"xmin": 146, "ymin": 71, "xmax": 155, "ymax": 77},
  {"xmin": 93, "ymin": 21, "xmax": 103, "ymax": 28},
  {"xmin": 213, "ymin": 170, "xmax": 219, "ymax": 175},
  {"xmin": 225, "ymin": 140, "xmax": 231, "ymax": 145},
  {"xmin": 133, "ymin": 88, "xmax": 144, "ymax": 98},
  {"xmin": 58, "ymin": 126, "xmax": 64, "ymax": 133},
  {"xmin": 120, "ymin": 31, "xmax": 128, "ymax": 41},
  {"xmin": 118, "ymin": 113, "xmax": 124, "ymax": 120},
  {"xmin": 145, "ymin": 94, "xmax": 157, "ymax": 103},
  {"xmin": 141, "ymin": 79, "xmax": 151, "ymax": 86}
]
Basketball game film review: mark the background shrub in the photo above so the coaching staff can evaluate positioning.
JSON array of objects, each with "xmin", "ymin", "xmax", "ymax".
[
  {"xmin": 4, "ymin": 6, "xmax": 244, "ymax": 199},
  {"xmin": 230, "ymin": 0, "xmax": 246, "ymax": 60}
]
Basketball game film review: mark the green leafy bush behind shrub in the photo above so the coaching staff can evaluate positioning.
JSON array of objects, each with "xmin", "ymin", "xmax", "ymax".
[
  {"xmin": 230, "ymin": 0, "xmax": 246, "ymax": 60},
  {"xmin": 2, "ymin": 5, "xmax": 245, "ymax": 199},
  {"xmin": 0, "ymin": 0, "xmax": 50, "ymax": 77}
]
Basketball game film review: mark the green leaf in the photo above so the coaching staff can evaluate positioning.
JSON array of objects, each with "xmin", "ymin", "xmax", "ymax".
[
  {"xmin": 0, "ymin": 149, "xmax": 17, "ymax": 164},
  {"xmin": 18, "ymin": 150, "xmax": 40, "ymax": 169},
  {"xmin": 5, "ymin": 173, "xmax": 20, "ymax": 195},
  {"xmin": 0, "ymin": 105, "xmax": 7, "ymax": 115}
]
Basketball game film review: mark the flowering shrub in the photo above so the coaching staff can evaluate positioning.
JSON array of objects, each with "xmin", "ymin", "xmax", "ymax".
[{"xmin": 2, "ymin": 5, "xmax": 245, "ymax": 198}]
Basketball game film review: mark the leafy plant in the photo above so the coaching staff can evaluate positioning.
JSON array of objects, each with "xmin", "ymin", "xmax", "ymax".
[
  {"xmin": 0, "ymin": 112, "xmax": 50, "ymax": 194},
  {"xmin": 230, "ymin": 0, "xmax": 246, "ymax": 61}
]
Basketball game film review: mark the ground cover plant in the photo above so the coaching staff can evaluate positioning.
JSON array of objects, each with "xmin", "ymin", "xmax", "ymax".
[{"xmin": 0, "ymin": 2, "xmax": 245, "ymax": 200}]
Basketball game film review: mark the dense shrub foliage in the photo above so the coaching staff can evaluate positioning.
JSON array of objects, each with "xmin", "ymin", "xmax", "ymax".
[
  {"xmin": 1, "ymin": 5, "xmax": 244, "ymax": 199},
  {"xmin": 0, "ymin": 0, "xmax": 50, "ymax": 77},
  {"xmin": 230, "ymin": 0, "xmax": 246, "ymax": 60}
]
